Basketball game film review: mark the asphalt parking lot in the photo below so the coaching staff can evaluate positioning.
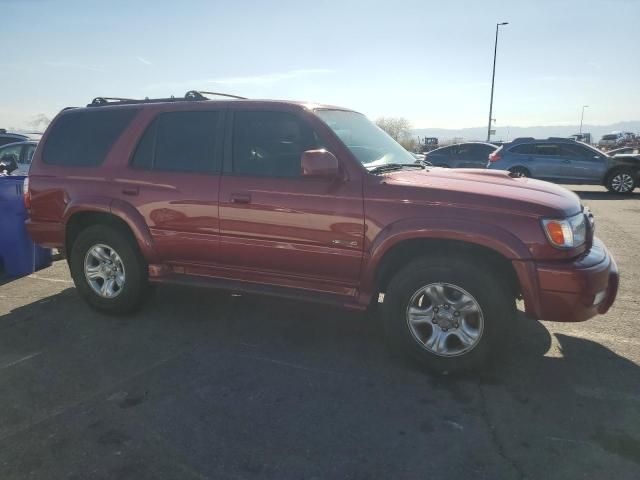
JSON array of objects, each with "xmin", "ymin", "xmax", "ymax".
[{"xmin": 1, "ymin": 185, "xmax": 639, "ymax": 480}]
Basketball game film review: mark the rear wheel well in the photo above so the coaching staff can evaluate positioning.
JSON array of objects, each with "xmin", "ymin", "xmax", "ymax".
[
  {"xmin": 375, "ymin": 238, "xmax": 520, "ymax": 299},
  {"xmin": 65, "ymin": 211, "xmax": 137, "ymax": 258}
]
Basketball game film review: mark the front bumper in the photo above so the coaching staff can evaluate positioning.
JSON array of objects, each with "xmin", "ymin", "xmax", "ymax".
[{"xmin": 515, "ymin": 238, "xmax": 619, "ymax": 322}]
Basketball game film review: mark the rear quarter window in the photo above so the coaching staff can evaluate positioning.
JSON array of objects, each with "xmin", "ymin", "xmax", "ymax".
[
  {"xmin": 509, "ymin": 144, "xmax": 536, "ymax": 155},
  {"xmin": 43, "ymin": 109, "xmax": 137, "ymax": 166}
]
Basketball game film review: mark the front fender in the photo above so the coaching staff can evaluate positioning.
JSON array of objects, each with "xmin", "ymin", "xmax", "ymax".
[{"xmin": 358, "ymin": 217, "xmax": 531, "ymax": 305}]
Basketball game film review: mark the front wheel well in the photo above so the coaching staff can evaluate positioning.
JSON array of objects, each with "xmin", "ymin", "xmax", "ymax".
[
  {"xmin": 65, "ymin": 211, "xmax": 137, "ymax": 258},
  {"xmin": 375, "ymin": 238, "xmax": 520, "ymax": 299}
]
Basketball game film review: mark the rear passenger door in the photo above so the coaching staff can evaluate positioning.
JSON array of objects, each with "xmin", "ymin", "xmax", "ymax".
[
  {"xmin": 530, "ymin": 144, "xmax": 569, "ymax": 181},
  {"xmin": 122, "ymin": 109, "xmax": 224, "ymax": 265},
  {"xmin": 217, "ymin": 108, "xmax": 364, "ymax": 296}
]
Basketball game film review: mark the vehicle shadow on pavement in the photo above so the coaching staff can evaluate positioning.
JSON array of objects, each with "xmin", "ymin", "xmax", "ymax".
[
  {"xmin": 0, "ymin": 287, "xmax": 639, "ymax": 479},
  {"xmin": 573, "ymin": 190, "xmax": 640, "ymax": 201}
]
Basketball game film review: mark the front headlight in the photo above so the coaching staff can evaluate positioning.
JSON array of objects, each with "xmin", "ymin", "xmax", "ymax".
[{"xmin": 542, "ymin": 213, "xmax": 587, "ymax": 249}]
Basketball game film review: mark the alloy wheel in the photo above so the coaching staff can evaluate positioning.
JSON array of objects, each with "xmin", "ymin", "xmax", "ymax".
[
  {"xmin": 611, "ymin": 173, "xmax": 634, "ymax": 193},
  {"xmin": 84, "ymin": 243, "xmax": 126, "ymax": 298},
  {"xmin": 406, "ymin": 282, "xmax": 484, "ymax": 357}
]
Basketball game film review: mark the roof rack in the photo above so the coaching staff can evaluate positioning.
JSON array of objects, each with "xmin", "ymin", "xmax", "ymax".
[
  {"xmin": 87, "ymin": 90, "xmax": 247, "ymax": 107},
  {"xmin": 186, "ymin": 90, "xmax": 247, "ymax": 100}
]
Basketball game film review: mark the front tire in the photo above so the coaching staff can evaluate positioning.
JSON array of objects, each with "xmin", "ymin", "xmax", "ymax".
[
  {"xmin": 382, "ymin": 256, "xmax": 515, "ymax": 374},
  {"xmin": 69, "ymin": 225, "xmax": 149, "ymax": 314},
  {"xmin": 606, "ymin": 169, "xmax": 636, "ymax": 194}
]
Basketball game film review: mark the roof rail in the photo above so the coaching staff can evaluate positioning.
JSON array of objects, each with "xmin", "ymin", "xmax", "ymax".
[
  {"xmin": 511, "ymin": 137, "xmax": 535, "ymax": 143},
  {"xmin": 87, "ymin": 90, "xmax": 247, "ymax": 107},
  {"xmin": 185, "ymin": 90, "xmax": 247, "ymax": 100}
]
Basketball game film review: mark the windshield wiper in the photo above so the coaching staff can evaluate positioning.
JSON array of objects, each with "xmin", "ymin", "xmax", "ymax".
[{"xmin": 367, "ymin": 163, "xmax": 425, "ymax": 175}]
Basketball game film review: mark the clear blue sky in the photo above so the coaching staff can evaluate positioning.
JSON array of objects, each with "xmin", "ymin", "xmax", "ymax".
[{"xmin": 2, "ymin": 0, "xmax": 639, "ymax": 130}]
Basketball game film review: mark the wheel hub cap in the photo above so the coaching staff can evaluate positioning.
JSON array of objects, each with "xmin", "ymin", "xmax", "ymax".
[
  {"xmin": 612, "ymin": 173, "xmax": 633, "ymax": 192},
  {"xmin": 84, "ymin": 243, "xmax": 126, "ymax": 298},
  {"xmin": 406, "ymin": 282, "xmax": 484, "ymax": 357}
]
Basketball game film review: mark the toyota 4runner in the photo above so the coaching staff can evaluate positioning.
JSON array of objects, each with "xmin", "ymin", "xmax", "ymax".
[{"xmin": 25, "ymin": 91, "xmax": 619, "ymax": 372}]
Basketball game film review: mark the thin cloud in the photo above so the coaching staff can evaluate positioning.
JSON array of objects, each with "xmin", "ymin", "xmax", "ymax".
[
  {"xmin": 43, "ymin": 61, "xmax": 105, "ymax": 72},
  {"xmin": 144, "ymin": 68, "xmax": 334, "ymax": 92},
  {"xmin": 137, "ymin": 56, "xmax": 152, "ymax": 66}
]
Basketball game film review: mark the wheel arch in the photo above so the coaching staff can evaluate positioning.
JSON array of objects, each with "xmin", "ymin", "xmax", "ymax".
[
  {"xmin": 359, "ymin": 218, "xmax": 530, "ymax": 305},
  {"xmin": 63, "ymin": 199, "xmax": 157, "ymax": 262}
]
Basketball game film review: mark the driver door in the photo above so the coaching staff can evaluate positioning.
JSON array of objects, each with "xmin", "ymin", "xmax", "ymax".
[{"xmin": 217, "ymin": 108, "xmax": 365, "ymax": 296}]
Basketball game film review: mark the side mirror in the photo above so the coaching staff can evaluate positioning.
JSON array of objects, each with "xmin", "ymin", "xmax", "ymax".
[{"xmin": 301, "ymin": 149, "xmax": 340, "ymax": 178}]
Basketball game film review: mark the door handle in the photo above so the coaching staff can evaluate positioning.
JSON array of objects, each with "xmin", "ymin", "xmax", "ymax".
[
  {"xmin": 122, "ymin": 187, "xmax": 139, "ymax": 196},
  {"xmin": 230, "ymin": 193, "xmax": 251, "ymax": 204}
]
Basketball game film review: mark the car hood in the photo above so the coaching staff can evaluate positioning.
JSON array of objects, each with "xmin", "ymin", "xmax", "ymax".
[{"xmin": 378, "ymin": 168, "xmax": 582, "ymax": 218}]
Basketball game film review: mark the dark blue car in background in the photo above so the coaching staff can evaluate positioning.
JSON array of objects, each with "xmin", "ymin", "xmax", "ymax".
[
  {"xmin": 424, "ymin": 142, "xmax": 497, "ymax": 169},
  {"xmin": 487, "ymin": 137, "xmax": 640, "ymax": 193}
]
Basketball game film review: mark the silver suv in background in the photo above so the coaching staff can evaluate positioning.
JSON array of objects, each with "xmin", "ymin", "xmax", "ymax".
[
  {"xmin": 598, "ymin": 133, "xmax": 625, "ymax": 149},
  {"xmin": 487, "ymin": 137, "xmax": 640, "ymax": 193}
]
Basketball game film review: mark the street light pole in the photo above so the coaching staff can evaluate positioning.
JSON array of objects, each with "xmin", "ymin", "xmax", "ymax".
[
  {"xmin": 487, "ymin": 22, "xmax": 508, "ymax": 142},
  {"xmin": 579, "ymin": 105, "xmax": 589, "ymax": 135}
]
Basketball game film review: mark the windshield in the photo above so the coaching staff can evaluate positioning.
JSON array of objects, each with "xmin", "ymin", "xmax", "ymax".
[{"xmin": 315, "ymin": 109, "xmax": 418, "ymax": 168}]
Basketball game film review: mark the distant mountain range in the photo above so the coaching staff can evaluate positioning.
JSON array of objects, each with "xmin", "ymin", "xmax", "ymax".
[{"xmin": 412, "ymin": 121, "xmax": 640, "ymax": 143}]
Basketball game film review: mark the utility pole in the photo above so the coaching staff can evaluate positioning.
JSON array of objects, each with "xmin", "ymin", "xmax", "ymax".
[
  {"xmin": 487, "ymin": 22, "xmax": 509, "ymax": 142},
  {"xmin": 579, "ymin": 105, "xmax": 589, "ymax": 135}
]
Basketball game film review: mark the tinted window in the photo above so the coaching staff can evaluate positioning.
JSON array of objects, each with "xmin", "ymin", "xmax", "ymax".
[
  {"xmin": 131, "ymin": 111, "xmax": 219, "ymax": 173},
  {"xmin": 510, "ymin": 144, "xmax": 536, "ymax": 155},
  {"xmin": 0, "ymin": 136, "xmax": 24, "ymax": 147},
  {"xmin": 23, "ymin": 144, "xmax": 37, "ymax": 164},
  {"xmin": 43, "ymin": 109, "xmax": 137, "ymax": 166},
  {"xmin": 0, "ymin": 144, "xmax": 22, "ymax": 163},
  {"xmin": 457, "ymin": 144, "xmax": 492, "ymax": 156},
  {"xmin": 560, "ymin": 144, "xmax": 586, "ymax": 158},
  {"xmin": 430, "ymin": 146, "xmax": 451, "ymax": 156},
  {"xmin": 534, "ymin": 144, "xmax": 560, "ymax": 156},
  {"xmin": 232, "ymin": 111, "xmax": 318, "ymax": 177}
]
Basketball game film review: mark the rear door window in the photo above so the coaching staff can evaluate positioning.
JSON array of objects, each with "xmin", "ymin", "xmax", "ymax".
[
  {"xmin": 131, "ymin": 111, "xmax": 221, "ymax": 173},
  {"xmin": 43, "ymin": 109, "xmax": 137, "ymax": 166},
  {"xmin": 509, "ymin": 144, "xmax": 536, "ymax": 155}
]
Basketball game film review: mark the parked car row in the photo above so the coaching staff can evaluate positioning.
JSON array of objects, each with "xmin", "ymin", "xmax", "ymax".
[{"xmin": 419, "ymin": 137, "xmax": 640, "ymax": 194}]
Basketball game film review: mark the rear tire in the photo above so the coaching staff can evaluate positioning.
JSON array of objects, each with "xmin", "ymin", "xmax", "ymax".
[
  {"xmin": 69, "ymin": 225, "xmax": 149, "ymax": 314},
  {"xmin": 509, "ymin": 166, "xmax": 530, "ymax": 178},
  {"xmin": 382, "ymin": 256, "xmax": 515, "ymax": 374},
  {"xmin": 606, "ymin": 169, "xmax": 636, "ymax": 194}
]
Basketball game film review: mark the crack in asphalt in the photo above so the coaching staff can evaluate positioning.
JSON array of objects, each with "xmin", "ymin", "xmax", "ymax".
[{"xmin": 477, "ymin": 379, "xmax": 527, "ymax": 480}]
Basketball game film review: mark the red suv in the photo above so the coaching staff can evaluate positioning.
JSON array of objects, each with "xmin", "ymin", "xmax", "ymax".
[{"xmin": 26, "ymin": 91, "xmax": 619, "ymax": 372}]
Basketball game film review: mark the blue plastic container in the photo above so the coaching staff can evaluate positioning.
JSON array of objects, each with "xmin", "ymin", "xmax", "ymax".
[{"xmin": 0, "ymin": 175, "xmax": 52, "ymax": 276}]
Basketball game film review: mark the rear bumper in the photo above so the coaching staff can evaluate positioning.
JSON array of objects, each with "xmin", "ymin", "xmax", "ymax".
[
  {"xmin": 516, "ymin": 238, "xmax": 619, "ymax": 322},
  {"xmin": 25, "ymin": 219, "xmax": 65, "ymax": 249}
]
